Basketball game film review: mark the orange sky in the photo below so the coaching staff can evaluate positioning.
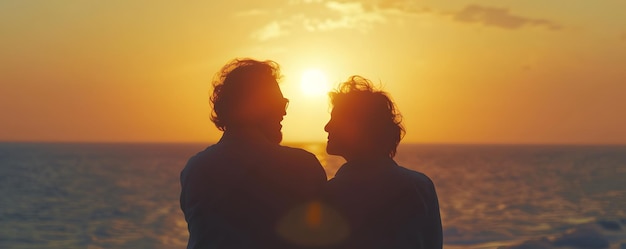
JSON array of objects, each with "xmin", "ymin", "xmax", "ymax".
[{"xmin": 1, "ymin": 0, "xmax": 625, "ymax": 144}]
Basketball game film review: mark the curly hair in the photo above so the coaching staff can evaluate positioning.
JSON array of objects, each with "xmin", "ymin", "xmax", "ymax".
[
  {"xmin": 329, "ymin": 75, "xmax": 405, "ymax": 157},
  {"xmin": 210, "ymin": 58, "xmax": 281, "ymax": 131}
]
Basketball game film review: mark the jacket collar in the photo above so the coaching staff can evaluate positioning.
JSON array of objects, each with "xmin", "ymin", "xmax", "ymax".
[{"xmin": 334, "ymin": 157, "xmax": 397, "ymax": 178}]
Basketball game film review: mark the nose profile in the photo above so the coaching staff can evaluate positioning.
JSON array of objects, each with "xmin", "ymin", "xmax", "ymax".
[
  {"xmin": 324, "ymin": 121, "xmax": 331, "ymax": 132},
  {"xmin": 282, "ymin": 98, "xmax": 289, "ymax": 116}
]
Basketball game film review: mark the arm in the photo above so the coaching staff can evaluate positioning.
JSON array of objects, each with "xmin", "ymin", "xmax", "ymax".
[{"xmin": 419, "ymin": 175, "xmax": 443, "ymax": 249}]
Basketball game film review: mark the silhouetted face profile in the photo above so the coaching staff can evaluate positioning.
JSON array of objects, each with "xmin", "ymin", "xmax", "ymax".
[
  {"xmin": 325, "ymin": 76, "xmax": 404, "ymax": 160},
  {"xmin": 210, "ymin": 59, "xmax": 288, "ymax": 144},
  {"xmin": 325, "ymin": 103, "xmax": 366, "ymax": 159},
  {"xmin": 248, "ymin": 76, "xmax": 288, "ymax": 144}
]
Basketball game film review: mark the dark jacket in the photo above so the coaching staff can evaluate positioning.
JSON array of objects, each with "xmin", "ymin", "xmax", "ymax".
[
  {"xmin": 325, "ymin": 157, "xmax": 443, "ymax": 249},
  {"xmin": 180, "ymin": 138, "xmax": 327, "ymax": 249}
]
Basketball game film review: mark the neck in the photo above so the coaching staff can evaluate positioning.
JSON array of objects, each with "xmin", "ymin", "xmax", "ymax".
[
  {"xmin": 220, "ymin": 126, "xmax": 273, "ymax": 144},
  {"xmin": 343, "ymin": 153, "xmax": 390, "ymax": 164}
]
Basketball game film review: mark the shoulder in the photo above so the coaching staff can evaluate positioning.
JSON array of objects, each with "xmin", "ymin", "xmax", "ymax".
[
  {"xmin": 277, "ymin": 146, "xmax": 319, "ymax": 165},
  {"xmin": 394, "ymin": 165, "xmax": 437, "ymax": 191},
  {"xmin": 276, "ymin": 145, "xmax": 327, "ymax": 180},
  {"xmin": 184, "ymin": 145, "xmax": 220, "ymax": 169},
  {"xmin": 181, "ymin": 144, "xmax": 233, "ymax": 180},
  {"xmin": 277, "ymin": 145, "xmax": 317, "ymax": 158}
]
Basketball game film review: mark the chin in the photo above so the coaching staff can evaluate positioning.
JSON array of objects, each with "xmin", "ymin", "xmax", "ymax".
[
  {"xmin": 269, "ymin": 130, "xmax": 282, "ymax": 144},
  {"xmin": 260, "ymin": 123, "xmax": 282, "ymax": 144},
  {"xmin": 325, "ymin": 142, "xmax": 339, "ymax": 156}
]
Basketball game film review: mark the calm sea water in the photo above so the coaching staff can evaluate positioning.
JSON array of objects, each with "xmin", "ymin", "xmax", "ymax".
[{"xmin": 1, "ymin": 143, "xmax": 625, "ymax": 249}]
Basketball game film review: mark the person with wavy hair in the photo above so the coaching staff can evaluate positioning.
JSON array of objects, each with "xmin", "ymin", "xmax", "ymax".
[
  {"xmin": 180, "ymin": 58, "xmax": 327, "ymax": 249},
  {"xmin": 324, "ymin": 76, "xmax": 443, "ymax": 249},
  {"xmin": 209, "ymin": 59, "xmax": 285, "ymax": 142}
]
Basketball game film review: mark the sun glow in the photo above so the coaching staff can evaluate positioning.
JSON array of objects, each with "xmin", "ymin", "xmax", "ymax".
[{"xmin": 300, "ymin": 69, "xmax": 331, "ymax": 97}]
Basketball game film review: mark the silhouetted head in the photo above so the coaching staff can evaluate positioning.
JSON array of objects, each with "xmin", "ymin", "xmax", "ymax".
[
  {"xmin": 210, "ymin": 58, "xmax": 288, "ymax": 144},
  {"xmin": 325, "ymin": 76, "xmax": 405, "ymax": 160}
]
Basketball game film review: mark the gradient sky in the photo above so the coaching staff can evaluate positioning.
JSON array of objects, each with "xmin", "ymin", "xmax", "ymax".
[{"xmin": 1, "ymin": 0, "xmax": 625, "ymax": 144}]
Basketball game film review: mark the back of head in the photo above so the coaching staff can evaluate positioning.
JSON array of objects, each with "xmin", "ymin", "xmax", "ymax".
[
  {"xmin": 210, "ymin": 58, "xmax": 283, "ymax": 131},
  {"xmin": 329, "ymin": 76, "xmax": 405, "ymax": 157}
]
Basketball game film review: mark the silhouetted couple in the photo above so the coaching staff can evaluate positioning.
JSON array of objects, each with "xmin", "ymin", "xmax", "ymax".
[{"xmin": 180, "ymin": 59, "xmax": 442, "ymax": 249}]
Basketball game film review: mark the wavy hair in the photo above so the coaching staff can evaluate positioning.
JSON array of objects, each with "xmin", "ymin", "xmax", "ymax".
[
  {"xmin": 329, "ymin": 75, "xmax": 405, "ymax": 157},
  {"xmin": 209, "ymin": 58, "xmax": 281, "ymax": 131}
]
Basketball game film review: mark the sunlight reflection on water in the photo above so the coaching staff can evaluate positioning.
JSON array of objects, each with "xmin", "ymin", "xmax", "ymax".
[{"xmin": 0, "ymin": 143, "xmax": 625, "ymax": 248}]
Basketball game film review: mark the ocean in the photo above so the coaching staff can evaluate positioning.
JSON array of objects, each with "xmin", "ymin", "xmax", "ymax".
[{"xmin": 1, "ymin": 142, "xmax": 625, "ymax": 249}]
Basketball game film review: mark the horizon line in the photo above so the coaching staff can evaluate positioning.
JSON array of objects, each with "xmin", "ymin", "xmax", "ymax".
[{"xmin": 1, "ymin": 140, "xmax": 625, "ymax": 147}]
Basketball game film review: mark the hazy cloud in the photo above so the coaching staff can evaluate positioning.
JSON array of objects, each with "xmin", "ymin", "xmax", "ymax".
[
  {"xmin": 241, "ymin": 0, "xmax": 438, "ymax": 42},
  {"xmin": 321, "ymin": 0, "xmax": 430, "ymax": 15},
  {"xmin": 302, "ymin": 1, "xmax": 386, "ymax": 32},
  {"xmin": 452, "ymin": 5, "xmax": 562, "ymax": 30},
  {"xmin": 302, "ymin": 14, "xmax": 385, "ymax": 32},
  {"xmin": 298, "ymin": 1, "xmax": 387, "ymax": 32},
  {"xmin": 376, "ymin": 0, "xmax": 431, "ymax": 14},
  {"xmin": 242, "ymin": 1, "xmax": 563, "ymax": 41},
  {"xmin": 245, "ymin": 0, "xmax": 394, "ymax": 41},
  {"xmin": 326, "ymin": 1, "xmax": 363, "ymax": 14},
  {"xmin": 251, "ymin": 21, "xmax": 290, "ymax": 41},
  {"xmin": 288, "ymin": 0, "xmax": 323, "ymax": 4}
]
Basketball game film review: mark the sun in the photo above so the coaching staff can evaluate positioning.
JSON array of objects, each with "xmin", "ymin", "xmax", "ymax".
[{"xmin": 300, "ymin": 69, "xmax": 331, "ymax": 97}]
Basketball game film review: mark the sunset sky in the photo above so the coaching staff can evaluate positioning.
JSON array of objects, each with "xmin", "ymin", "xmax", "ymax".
[{"xmin": 1, "ymin": 0, "xmax": 625, "ymax": 144}]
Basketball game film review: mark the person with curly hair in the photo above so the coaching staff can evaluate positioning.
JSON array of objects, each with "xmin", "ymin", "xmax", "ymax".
[
  {"xmin": 324, "ymin": 76, "xmax": 443, "ymax": 249},
  {"xmin": 180, "ymin": 58, "xmax": 327, "ymax": 249}
]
